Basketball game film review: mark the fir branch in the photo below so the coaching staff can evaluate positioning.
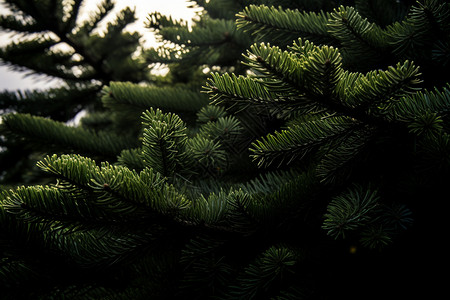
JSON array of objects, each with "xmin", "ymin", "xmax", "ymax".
[
  {"xmin": 48, "ymin": 227, "xmax": 158, "ymax": 268},
  {"xmin": 0, "ymin": 113, "xmax": 137, "ymax": 158},
  {"xmin": 245, "ymin": 41, "xmax": 366, "ymax": 125},
  {"xmin": 300, "ymin": 44, "xmax": 343, "ymax": 98},
  {"xmin": 37, "ymin": 154, "xmax": 191, "ymax": 224},
  {"xmin": 198, "ymin": 115, "xmax": 243, "ymax": 142},
  {"xmin": 240, "ymin": 41, "xmax": 363, "ymax": 119},
  {"xmin": 64, "ymin": 0, "xmax": 84, "ymax": 32},
  {"xmin": 316, "ymin": 126, "xmax": 374, "ymax": 184},
  {"xmin": 322, "ymin": 185, "xmax": 380, "ymax": 239},
  {"xmin": 101, "ymin": 6, "xmax": 137, "ymax": 39},
  {"xmin": 146, "ymin": 12, "xmax": 249, "ymax": 66},
  {"xmin": 225, "ymin": 189, "xmax": 259, "ymax": 232},
  {"xmin": 0, "ymin": 0, "xmax": 141, "ymax": 83},
  {"xmin": 0, "ymin": 36, "xmax": 86, "ymax": 80},
  {"xmin": 191, "ymin": 0, "xmax": 245, "ymax": 20},
  {"xmin": 339, "ymin": 60, "xmax": 423, "ymax": 114},
  {"xmin": 328, "ymin": 5, "xmax": 389, "ymax": 67},
  {"xmin": 117, "ymin": 148, "xmax": 145, "ymax": 171},
  {"xmin": 3, "ymin": 185, "xmax": 110, "ymax": 228},
  {"xmin": 0, "ymin": 13, "xmax": 46, "ymax": 33},
  {"xmin": 155, "ymin": 17, "xmax": 235, "ymax": 47},
  {"xmin": 386, "ymin": 0, "xmax": 450, "ymax": 61},
  {"xmin": 141, "ymin": 108, "xmax": 189, "ymax": 178},
  {"xmin": 75, "ymin": 0, "xmax": 115, "ymax": 35},
  {"xmin": 186, "ymin": 136, "xmax": 228, "ymax": 173},
  {"xmin": 144, "ymin": 46, "xmax": 184, "ymax": 64},
  {"xmin": 236, "ymin": 4, "xmax": 334, "ymax": 46},
  {"xmin": 102, "ymin": 82, "xmax": 209, "ymax": 115},
  {"xmin": 11, "ymin": 156, "xmax": 155, "ymax": 229},
  {"xmin": 93, "ymin": 165, "xmax": 191, "ymax": 220},
  {"xmin": 197, "ymin": 105, "xmax": 228, "ymax": 123},
  {"xmin": 228, "ymin": 246, "xmax": 299, "ymax": 299},
  {"xmin": 0, "ymin": 84, "xmax": 101, "ymax": 121},
  {"xmin": 37, "ymin": 154, "xmax": 99, "ymax": 188},
  {"xmin": 237, "ymin": 169, "xmax": 318, "ymax": 227},
  {"xmin": 387, "ymin": 83, "xmax": 450, "ymax": 122},
  {"xmin": 145, "ymin": 11, "xmax": 189, "ymax": 31},
  {"xmin": 241, "ymin": 42, "xmax": 304, "ymax": 93},
  {"xmin": 250, "ymin": 116, "xmax": 361, "ymax": 167},
  {"xmin": 185, "ymin": 190, "xmax": 229, "ymax": 225},
  {"xmin": 205, "ymin": 72, "xmax": 282, "ymax": 112}
]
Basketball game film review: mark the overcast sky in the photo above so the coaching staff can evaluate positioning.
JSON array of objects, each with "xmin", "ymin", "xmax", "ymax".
[{"xmin": 0, "ymin": 0, "xmax": 199, "ymax": 90}]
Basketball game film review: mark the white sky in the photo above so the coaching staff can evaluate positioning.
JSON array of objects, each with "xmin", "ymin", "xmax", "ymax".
[{"xmin": 0, "ymin": 0, "xmax": 199, "ymax": 90}]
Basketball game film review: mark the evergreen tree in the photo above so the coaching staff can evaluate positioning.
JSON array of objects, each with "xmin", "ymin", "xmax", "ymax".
[
  {"xmin": 0, "ymin": 0, "xmax": 251, "ymax": 185},
  {"xmin": 1, "ymin": 0, "xmax": 449, "ymax": 299},
  {"xmin": 0, "ymin": 0, "xmax": 149, "ymax": 185}
]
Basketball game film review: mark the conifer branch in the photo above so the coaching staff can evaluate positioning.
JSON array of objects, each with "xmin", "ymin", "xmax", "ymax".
[
  {"xmin": 102, "ymin": 82, "xmax": 209, "ymax": 115},
  {"xmin": 0, "ymin": 113, "xmax": 137, "ymax": 158},
  {"xmin": 322, "ymin": 185, "xmax": 380, "ymax": 239},
  {"xmin": 328, "ymin": 6, "xmax": 389, "ymax": 65},
  {"xmin": 250, "ymin": 116, "xmax": 362, "ymax": 167},
  {"xmin": 141, "ymin": 109, "xmax": 189, "ymax": 178},
  {"xmin": 236, "ymin": 4, "xmax": 335, "ymax": 46}
]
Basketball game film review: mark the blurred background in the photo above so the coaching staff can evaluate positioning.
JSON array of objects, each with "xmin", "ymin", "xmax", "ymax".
[{"xmin": 0, "ymin": 0, "xmax": 199, "ymax": 90}]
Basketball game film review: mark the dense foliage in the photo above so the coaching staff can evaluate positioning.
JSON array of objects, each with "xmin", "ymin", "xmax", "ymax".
[{"xmin": 1, "ymin": 0, "xmax": 449, "ymax": 299}]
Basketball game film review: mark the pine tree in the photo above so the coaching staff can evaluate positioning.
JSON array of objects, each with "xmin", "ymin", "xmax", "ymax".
[{"xmin": 1, "ymin": 0, "xmax": 449, "ymax": 299}]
